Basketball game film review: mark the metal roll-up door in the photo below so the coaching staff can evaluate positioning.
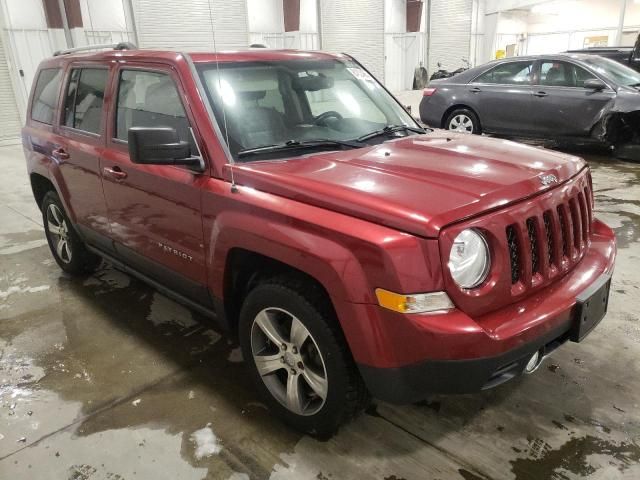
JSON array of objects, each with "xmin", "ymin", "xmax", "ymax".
[
  {"xmin": 429, "ymin": 0, "xmax": 472, "ymax": 74},
  {"xmin": 132, "ymin": 0, "xmax": 248, "ymax": 51},
  {"xmin": 0, "ymin": 34, "xmax": 22, "ymax": 145},
  {"xmin": 320, "ymin": 0, "xmax": 385, "ymax": 82}
]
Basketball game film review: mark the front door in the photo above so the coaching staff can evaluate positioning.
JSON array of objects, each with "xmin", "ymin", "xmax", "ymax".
[
  {"xmin": 529, "ymin": 60, "xmax": 615, "ymax": 137},
  {"xmin": 100, "ymin": 64, "xmax": 210, "ymax": 306},
  {"xmin": 467, "ymin": 60, "xmax": 536, "ymax": 135}
]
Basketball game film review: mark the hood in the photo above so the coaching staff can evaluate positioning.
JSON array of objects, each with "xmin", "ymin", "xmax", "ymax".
[{"xmin": 231, "ymin": 131, "xmax": 587, "ymax": 238}]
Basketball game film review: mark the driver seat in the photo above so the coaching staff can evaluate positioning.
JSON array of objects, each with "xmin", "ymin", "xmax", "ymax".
[{"xmin": 230, "ymin": 91, "xmax": 288, "ymax": 148}]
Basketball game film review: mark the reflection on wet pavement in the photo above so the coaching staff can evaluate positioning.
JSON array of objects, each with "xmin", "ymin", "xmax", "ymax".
[{"xmin": 1, "ymin": 144, "xmax": 640, "ymax": 479}]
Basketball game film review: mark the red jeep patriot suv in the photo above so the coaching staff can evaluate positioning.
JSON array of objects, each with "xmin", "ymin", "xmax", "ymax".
[{"xmin": 23, "ymin": 44, "xmax": 616, "ymax": 436}]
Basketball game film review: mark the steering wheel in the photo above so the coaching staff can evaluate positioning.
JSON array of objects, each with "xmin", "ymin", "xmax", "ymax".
[{"xmin": 314, "ymin": 111, "xmax": 343, "ymax": 125}]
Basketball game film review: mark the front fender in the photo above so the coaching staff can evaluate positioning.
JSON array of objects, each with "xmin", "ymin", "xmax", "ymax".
[
  {"xmin": 202, "ymin": 180, "xmax": 444, "ymax": 299},
  {"xmin": 207, "ymin": 209, "xmax": 370, "ymax": 304}
]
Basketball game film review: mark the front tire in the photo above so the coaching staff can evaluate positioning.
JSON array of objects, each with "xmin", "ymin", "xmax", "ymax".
[
  {"xmin": 445, "ymin": 108, "xmax": 481, "ymax": 134},
  {"xmin": 42, "ymin": 191, "xmax": 101, "ymax": 275},
  {"xmin": 238, "ymin": 277, "xmax": 367, "ymax": 437}
]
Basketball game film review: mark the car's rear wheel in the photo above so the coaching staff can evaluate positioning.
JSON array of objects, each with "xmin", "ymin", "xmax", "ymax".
[
  {"xmin": 445, "ymin": 108, "xmax": 481, "ymax": 134},
  {"xmin": 238, "ymin": 276, "xmax": 368, "ymax": 437},
  {"xmin": 42, "ymin": 191, "xmax": 102, "ymax": 275}
]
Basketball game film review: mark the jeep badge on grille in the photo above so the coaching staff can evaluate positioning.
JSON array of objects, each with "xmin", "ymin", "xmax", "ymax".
[{"xmin": 539, "ymin": 173, "xmax": 558, "ymax": 186}]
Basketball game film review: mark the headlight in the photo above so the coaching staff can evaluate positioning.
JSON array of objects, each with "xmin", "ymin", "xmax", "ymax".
[{"xmin": 448, "ymin": 229, "xmax": 490, "ymax": 289}]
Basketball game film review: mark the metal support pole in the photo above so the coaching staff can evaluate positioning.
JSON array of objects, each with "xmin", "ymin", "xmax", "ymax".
[
  {"xmin": 616, "ymin": 0, "xmax": 627, "ymax": 46},
  {"xmin": 123, "ymin": 0, "xmax": 139, "ymax": 46},
  {"xmin": 316, "ymin": 0, "xmax": 322, "ymax": 50},
  {"xmin": 57, "ymin": 0, "xmax": 74, "ymax": 48}
]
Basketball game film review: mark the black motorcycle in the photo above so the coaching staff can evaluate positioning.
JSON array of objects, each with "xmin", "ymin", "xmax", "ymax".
[{"xmin": 429, "ymin": 59, "xmax": 470, "ymax": 81}]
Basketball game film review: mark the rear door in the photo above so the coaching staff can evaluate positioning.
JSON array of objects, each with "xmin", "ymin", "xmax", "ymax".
[
  {"xmin": 100, "ymin": 63, "xmax": 210, "ymax": 306},
  {"xmin": 53, "ymin": 64, "xmax": 113, "ymax": 248},
  {"xmin": 529, "ymin": 60, "xmax": 615, "ymax": 137},
  {"xmin": 467, "ymin": 60, "xmax": 536, "ymax": 134}
]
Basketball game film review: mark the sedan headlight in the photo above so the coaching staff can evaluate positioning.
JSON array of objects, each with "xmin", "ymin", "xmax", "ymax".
[{"xmin": 448, "ymin": 229, "xmax": 490, "ymax": 289}]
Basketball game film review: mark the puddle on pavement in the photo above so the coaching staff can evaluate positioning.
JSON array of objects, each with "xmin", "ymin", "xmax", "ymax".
[
  {"xmin": 1, "ymin": 243, "xmax": 300, "ymax": 477},
  {"xmin": 510, "ymin": 434, "xmax": 640, "ymax": 480}
]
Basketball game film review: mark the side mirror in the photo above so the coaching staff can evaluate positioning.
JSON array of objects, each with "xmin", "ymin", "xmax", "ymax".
[
  {"xmin": 128, "ymin": 127, "xmax": 202, "ymax": 169},
  {"xmin": 583, "ymin": 79, "xmax": 607, "ymax": 91}
]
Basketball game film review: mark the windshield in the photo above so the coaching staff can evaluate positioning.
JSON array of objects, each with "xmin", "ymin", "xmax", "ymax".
[
  {"xmin": 580, "ymin": 56, "xmax": 640, "ymax": 87},
  {"xmin": 197, "ymin": 58, "xmax": 419, "ymax": 160}
]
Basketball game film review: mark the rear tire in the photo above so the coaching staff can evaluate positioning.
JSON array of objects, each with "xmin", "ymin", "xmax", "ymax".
[
  {"xmin": 445, "ymin": 108, "xmax": 481, "ymax": 134},
  {"xmin": 41, "ymin": 191, "xmax": 102, "ymax": 275},
  {"xmin": 238, "ymin": 276, "xmax": 368, "ymax": 438}
]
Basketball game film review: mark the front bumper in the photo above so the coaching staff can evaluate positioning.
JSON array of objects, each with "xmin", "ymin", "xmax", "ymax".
[{"xmin": 346, "ymin": 219, "xmax": 616, "ymax": 404}]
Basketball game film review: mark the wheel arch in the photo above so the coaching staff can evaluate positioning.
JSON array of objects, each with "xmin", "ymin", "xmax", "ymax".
[
  {"xmin": 222, "ymin": 248, "xmax": 341, "ymax": 339},
  {"xmin": 30, "ymin": 172, "xmax": 56, "ymax": 211}
]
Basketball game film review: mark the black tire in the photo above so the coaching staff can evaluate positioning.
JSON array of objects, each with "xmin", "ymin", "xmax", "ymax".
[
  {"xmin": 41, "ymin": 191, "xmax": 102, "ymax": 275},
  {"xmin": 444, "ymin": 108, "xmax": 481, "ymax": 134},
  {"xmin": 238, "ymin": 275, "xmax": 368, "ymax": 438}
]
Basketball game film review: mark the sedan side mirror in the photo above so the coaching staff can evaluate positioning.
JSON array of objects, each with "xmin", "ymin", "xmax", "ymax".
[
  {"xmin": 583, "ymin": 79, "xmax": 607, "ymax": 91},
  {"xmin": 128, "ymin": 127, "xmax": 203, "ymax": 169}
]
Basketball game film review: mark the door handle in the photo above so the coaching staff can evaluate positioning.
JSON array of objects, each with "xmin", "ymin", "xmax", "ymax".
[
  {"xmin": 103, "ymin": 166, "xmax": 128, "ymax": 181},
  {"xmin": 533, "ymin": 91, "xmax": 548, "ymax": 97},
  {"xmin": 52, "ymin": 147, "xmax": 70, "ymax": 161},
  {"xmin": 469, "ymin": 87, "xmax": 481, "ymax": 93}
]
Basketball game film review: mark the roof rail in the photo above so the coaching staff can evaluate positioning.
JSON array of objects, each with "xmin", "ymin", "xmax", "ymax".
[{"xmin": 53, "ymin": 42, "xmax": 136, "ymax": 57}]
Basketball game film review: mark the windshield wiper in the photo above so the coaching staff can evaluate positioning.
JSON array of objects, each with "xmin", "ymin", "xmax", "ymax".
[
  {"xmin": 356, "ymin": 124, "xmax": 426, "ymax": 142},
  {"xmin": 237, "ymin": 139, "xmax": 364, "ymax": 159}
]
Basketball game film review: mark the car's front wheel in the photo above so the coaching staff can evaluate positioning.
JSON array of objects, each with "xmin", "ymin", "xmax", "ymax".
[
  {"xmin": 445, "ymin": 108, "xmax": 481, "ymax": 134},
  {"xmin": 238, "ymin": 276, "xmax": 367, "ymax": 437}
]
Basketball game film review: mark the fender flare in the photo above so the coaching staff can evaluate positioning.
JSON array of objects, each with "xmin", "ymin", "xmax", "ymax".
[{"xmin": 207, "ymin": 210, "xmax": 372, "ymax": 305}]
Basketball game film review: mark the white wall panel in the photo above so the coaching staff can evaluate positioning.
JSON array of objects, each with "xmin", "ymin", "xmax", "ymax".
[
  {"xmin": 0, "ymin": 32, "xmax": 23, "ymax": 143},
  {"xmin": 132, "ymin": 0, "xmax": 248, "ymax": 51},
  {"xmin": 429, "ymin": 0, "xmax": 472, "ymax": 73},
  {"xmin": 320, "ymin": 0, "xmax": 385, "ymax": 82}
]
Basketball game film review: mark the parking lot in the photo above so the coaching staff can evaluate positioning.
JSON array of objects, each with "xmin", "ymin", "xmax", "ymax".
[{"xmin": 2, "ymin": 136, "xmax": 639, "ymax": 479}]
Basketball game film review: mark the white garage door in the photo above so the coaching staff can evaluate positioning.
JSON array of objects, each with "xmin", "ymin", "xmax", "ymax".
[
  {"xmin": 320, "ymin": 0, "xmax": 385, "ymax": 82},
  {"xmin": 429, "ymin": 0, "xmax": 472, "ymax": 74},
  {"xmin": 0, "ymin": 34, "xmax": 22, "ymax": 145},
  {"xmin": 132, "ymin": 0, "xmax": 248, "ymax": 51}
]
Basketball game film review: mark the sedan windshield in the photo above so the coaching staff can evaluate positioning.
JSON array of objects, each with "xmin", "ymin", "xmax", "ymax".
[
  {"xmin": 580, "ymin": 56, "xmax": 640, "ymax": 87},
  {"xmin": 197, "ymin": 58, "xmax": 420, "ymax": 160}
]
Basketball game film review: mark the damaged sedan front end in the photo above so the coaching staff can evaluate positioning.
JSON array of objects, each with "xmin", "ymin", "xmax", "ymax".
[{"xmin": 581, "ymin": 56, "xmax": 640, "ymax": 160}]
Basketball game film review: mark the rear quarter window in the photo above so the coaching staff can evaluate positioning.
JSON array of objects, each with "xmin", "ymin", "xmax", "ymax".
[{"xmin": 31, "ymin": 68, "xmax": 63, "ymax": 125}]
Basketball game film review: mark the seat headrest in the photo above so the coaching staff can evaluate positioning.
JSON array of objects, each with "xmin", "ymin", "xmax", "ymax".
[{"xmin": 144, "ymin": 79, "xmax": 184, "ymax": 116}]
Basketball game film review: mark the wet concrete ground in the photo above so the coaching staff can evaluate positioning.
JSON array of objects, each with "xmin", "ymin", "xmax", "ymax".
[{"xmin": 1, "ymin": 140, "xmax": 639, "ymax": 480}]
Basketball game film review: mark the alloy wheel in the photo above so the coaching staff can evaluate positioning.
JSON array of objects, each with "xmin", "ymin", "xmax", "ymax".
[
  {"xmin": 250, "ymin": 307, "xmax": 328, "ymax": 416},
  {"xmin": 449, "ymin": 114, "xmax": 474, "ymax": 133},
  {"xmin": 46, "ymin": 204, "xmax": 72, "ymax": 264}
]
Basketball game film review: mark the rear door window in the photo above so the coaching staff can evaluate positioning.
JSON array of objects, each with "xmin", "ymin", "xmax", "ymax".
[
  {"xmin": 474, "ymin": 61, "xmax": 534, "ymax": 85},
  {"xmin": 31, "ymin": 68, "xmax": 63, "ymax": 125},
  {"xmin": 62, "ymin": 68, "xmax": 109, "ymax": 134},
  {"xmin": 114, "ymin": 69, "xmax": 192, "ymax": 148}
]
